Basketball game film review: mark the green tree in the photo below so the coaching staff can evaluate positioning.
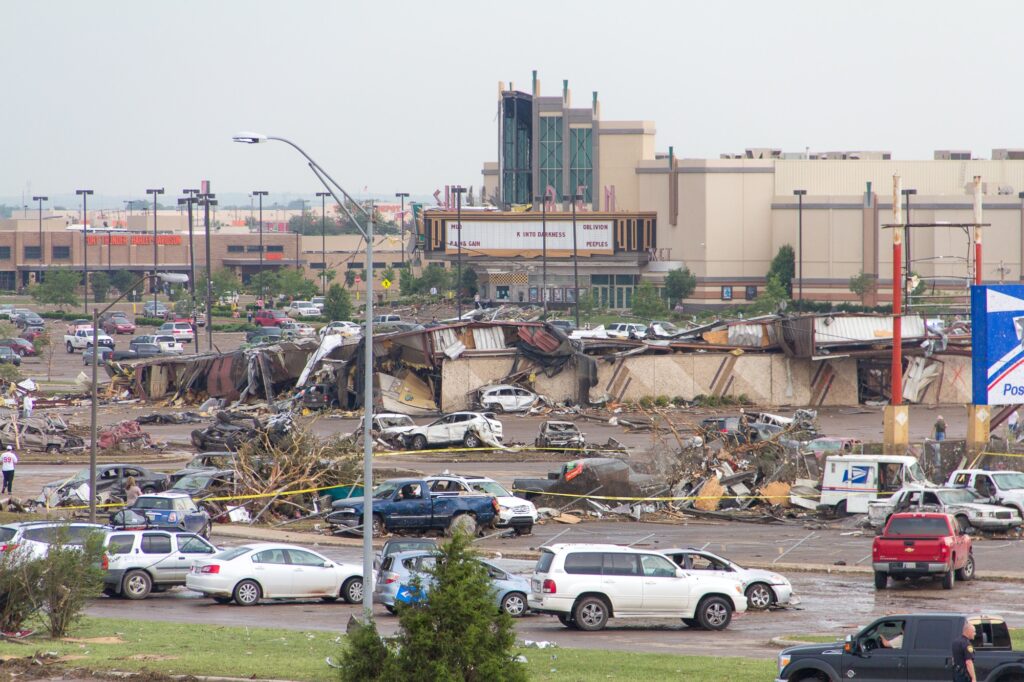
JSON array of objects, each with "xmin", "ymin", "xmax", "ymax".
[
  {"xmin": 381, "ymin": 266, "xmax": 396, "ymax": 285},
  {"xmin": 211, "ymin": 268, "xmax": 242, "ymax": 299},
  {"xmin": 109, "ymin": 269, "xmax": 136, "ymax": 296},
  {"xmin": 768, "ymin": 245, "xmax": 796, "ymax": 297},
  {"xmin": 577, "ymin": 289, "xmax": 596, "ymax": 318},
  {"xmin": 30, "ymin": 270, "xmax": 80, "ymax": 309},
  {"xmin": 665, "ymin": 267, "xmax": 697, "ymax": 304},
  {"xmin": 751, "ymin": 274, "xmax": 790, "ymax": 314},
  {"xmin": 323, "ymin": 284, "xmax": 352, "ymax": 321},
  {"xmin": 418, "ymin": 264, "xmax": 451, "ymax": 296},
  {"xmin": 344, "ymin": 270, "xmax": 356, "ymax": 287},
  {"xmin": 89, "ymin": 272, "xmax": 110, "ymax": 303},
  {"xmin": 460, "ymin": 266, "xmax": 479, "ymax": 297},
  {"xmin": 266, "ymin": 268, "xmax": 318, "ymax": 301},
  {"xmin": 631, "ymin": 282, "xmax": 667, "ymax": 319},
  {"xmin": 399, "ymin": 266, "xmax": 416, "ymax": 296},
  {"xmin": 338, "ymin": 532, "xmax": 526, "ymax": 682},
  {"xmin": 849, "ymin": 270, "xmax": 875, "ymax": 300}
]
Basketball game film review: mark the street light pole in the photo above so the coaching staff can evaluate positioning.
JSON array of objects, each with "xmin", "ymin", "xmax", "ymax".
[
  {"xmin": 453, "ymin": 186, "xmax": 466, "ymax": 318},
  {"xmin": 793, "ymin": 190, "xmax": 806, "ymax": 304},
  {"xmin": 316, "ymin": 191, "xmax": 329, "ymax": 295},
  {"xmin": 901, "ymin": 188, "xmax": 917, "ymax": 314},
  {"xmin": 199, "ymin": 192, "xmax": 217, "ymax": 351},
  {"xmin": 181, "ymin": 188, "xmax": 200, "ymax": 303},
  {"xmin": 572, "ymin": 192, "xmax": 581, "ymax": 328},
  {"xmin": 76, "ymin": 189, "xmax": 93, "ymax": 313},
  {"xmin": 296, "ymin": 199, "xmax": 306, "ymax": 270},
  {"xmin": 253, "ymin": 191, "xmax": 268, "ymax": 305},
  {"xmin": 233, "ymin": 130, "xmax": 378, "ymax": 620},
  {"xmin": 146, "ymin": 188, "xmax": 165, "ymax": 313},
  {"xmin": 32, "ymin": 195, "xmax": 47, "ymax": 282},
  {"xmin": 534, "ymin": 195, "xmax": 548, "ymax": 311},
  {"xmin": 395, "ymin": 192, "xmax": 409, "ymax": 268}
]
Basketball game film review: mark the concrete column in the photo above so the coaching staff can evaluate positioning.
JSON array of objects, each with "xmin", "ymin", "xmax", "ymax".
[
  {"xmin": 967, "ymin": 404, "xmax": 991, "ymax": 453},
  {"xmin": 883, "ymin": 405, "xmax": 909, "ymax": 454}
]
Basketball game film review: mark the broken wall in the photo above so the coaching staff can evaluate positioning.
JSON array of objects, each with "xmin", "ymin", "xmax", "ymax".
[
  {"xmin": 926, "ymin": 355, "xmax": 972, "ymax": 405},
  {"xmin": 440, "ymin": 352, "xmax": 860, "ymax": 409}
]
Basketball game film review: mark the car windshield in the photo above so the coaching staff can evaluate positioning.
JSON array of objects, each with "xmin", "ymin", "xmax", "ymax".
[
  {"xmin": 68, "ymin": 469, "xmax": 90, "ymax": 483},
  {"xmin": 0, "ymin": 527, "xmax": 15, "ymax": 542},
  {"xmin": 173, "ymin": 475, "xmax": 211, "ymax": 492},
  {"xmin": 379, "ymin": 416, "xmax": 413, "ymax": 428},
  {"xmin": 906, "ymin": 463, "xmax": 927, "ymax": 484},
  {"xmin": 993, "ymin": 472, "xmax": 1024, "ymax": 490},
  {"xmin": 936, "ymin": 489, "xmax": 981, "ymax": 504},
  {"xmin": 469, "ymin": 481, "xmax": 511, "ymax": 497},
  {"xmin": 373, "ymin": 482, "xmax": 401, "ymax": 499},
  {"xmin": 809, "ymin": 439, "xmax": 843, "ymax": 451},
  {"xmin": 216, "ymin": 546, "xmax": 252, "ymax": 561},
  {"xmin": 133, "ymin": 497, "xmax": 172, "ymax": 510}
]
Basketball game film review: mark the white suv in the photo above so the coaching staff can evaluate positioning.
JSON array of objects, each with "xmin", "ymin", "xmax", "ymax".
[
  {"xmin": 605, "ymin": 323, "xmax": 647, "ymax": 340},
  {"xmin": 402, "ymin": 412, "xmax": 503, "ymax": 450},
  {"xmin": 427, "ymin": 473, "xmax": 538, "ymax": 534},
  {"xmin": 528, "ymin": 544, "xmax": 747, "ymax": 631},
  {"xmin": 0, "ymin": 521, "xmax": 108, "ymax": 560},
  {"xmin": 158, "ymin": 322, "xmax": 195, "ymax": 344},
  {"xmin": 101, "ymin": 529, "xmax": 218, "ymax": 599}
]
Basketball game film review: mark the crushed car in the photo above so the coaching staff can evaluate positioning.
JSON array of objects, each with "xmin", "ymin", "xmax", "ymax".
[
  {"xmin": 867, "ymin": 486, "xmax": 1022, "ymax": 532},
  {"xmin": 0, "ymin": 415, "xmax": 85, "ymax": 452},
  {"xmin": 190, "ymin": 411, "xmax": 294, "ymax": 452},
  {"xmin": 402, "ymin": 412, "xmax": 503, "ymax": 450},
  {"xmin": 534, "ymin": 420, "xmax": 585, "ymax": 450}
]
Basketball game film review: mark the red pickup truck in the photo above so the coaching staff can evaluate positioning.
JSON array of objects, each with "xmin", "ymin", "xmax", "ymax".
[{"xmin": 872, "ymin": 512, "xmax": 975, "ymax": 590}]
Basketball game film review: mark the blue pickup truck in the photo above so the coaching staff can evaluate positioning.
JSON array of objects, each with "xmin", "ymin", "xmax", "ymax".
[{"xmin": 326, "ymin": 478, "xmax": 499, "ymax": 537}]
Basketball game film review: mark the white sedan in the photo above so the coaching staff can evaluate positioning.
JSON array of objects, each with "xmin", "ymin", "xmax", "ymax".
[
  {"xmin": 477, "ymin": 384, "xmax": 538, "ymax": 413},
  {"xmin": 319, "ymin": 320, "xmax": 362, "ymax": 338},
  {"xmin": 402, "ymin": 412, "xmax": 504, "ymax": 450},
  {"xmin": 185, "ymin": 542, "xmax": 364, "ymax": 606},
  {"xmin": 661, "ymin": 548, "xmax": 798, "ymax": 611}
]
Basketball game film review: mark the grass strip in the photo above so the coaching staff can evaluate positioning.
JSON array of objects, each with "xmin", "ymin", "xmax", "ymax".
[{"xmin": 0, "ymin": 616, "xmax": 775, "ymax": 681}]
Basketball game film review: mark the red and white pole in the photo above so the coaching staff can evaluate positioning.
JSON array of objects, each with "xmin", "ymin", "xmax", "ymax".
[
  {"xmin": 891, "ymin": 176, "xmax": 903, "ymax": 406},
  {"xmin": 973, "ymin": 175, "xmax": 983, "ymax": 286}
]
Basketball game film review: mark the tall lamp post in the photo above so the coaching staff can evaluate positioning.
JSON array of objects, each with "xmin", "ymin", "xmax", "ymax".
[
  {"xmin": 180, "ymin": 188, "xmax": 200, "ymax": 303},
  {"xmin": 901, "ymin": 188, "xmax": 917, "ymax": 313},
  {"xmin": 198, "ymin": 191, "xmax": 217, "ymax": 351},
  {"xmin": 252, "ymin": 191, "xmax": 268, "ymax": 304},
  {"xmin": 76, "ymin": 189, "xmax": 93, "ymax": 312},
  {"xmin": 534, "ymin": 194, "xmax": 549, "ymax": 311},
  {"xmin": 146, "ymin": 188, "xmax": 165, "ymax": 312},
  {"xmin": 571, "ymin": 191, "xmax": 582, "ymax": 327},
  {"xmin": 296, "ymin": 199, "xmax": 306, "ymax": 270},
  {"xmin": 234, "ymin": 131, "xmax": 376, "ymax": 619},
  {"xmin": 395, "ymin": 192, "xmax": 409, "ymax": 267},
  {"xmin": 32, "ymin": 195, "xmax": 47, "ymax": 282},
  {"xmin": 316, "ymin": 191, "xmax": 330, "ymax": 295},
  {"xmin": 452, "ymin": 186, "xmax": 466, "ymax": 318},
  {"xmin": 793, "ymin": 189, "xmax": 806, "ymax": 303}
]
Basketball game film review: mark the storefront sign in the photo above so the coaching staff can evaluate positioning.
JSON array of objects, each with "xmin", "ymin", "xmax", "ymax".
[
  {"xmin": 86, "ymin": 235, "xmax": 183, "ymax": 247},
  {"xmin": 446, "ymin": 220, "xmax": 613, "ymax": 255}
]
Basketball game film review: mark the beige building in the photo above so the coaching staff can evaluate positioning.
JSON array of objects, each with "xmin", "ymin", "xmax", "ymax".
[{"xmin": 478, "ymin": 74, "xmax": 1024, "ymax": 307}]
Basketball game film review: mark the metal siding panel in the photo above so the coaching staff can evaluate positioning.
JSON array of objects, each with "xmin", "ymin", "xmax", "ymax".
[{"xmin": 812, "ymin": 315, "xmax": 926, "ymax": 345}]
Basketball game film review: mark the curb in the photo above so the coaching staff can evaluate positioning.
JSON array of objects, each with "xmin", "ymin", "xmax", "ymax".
[{"xmin": 770, "ymin": 636, "xmax": 818, "ymax": 648}]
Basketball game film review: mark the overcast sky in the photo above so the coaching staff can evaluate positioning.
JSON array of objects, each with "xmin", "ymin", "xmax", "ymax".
[{"xmin": 4, "ymin": 0, "xmax": 1022, "ymax": 207}]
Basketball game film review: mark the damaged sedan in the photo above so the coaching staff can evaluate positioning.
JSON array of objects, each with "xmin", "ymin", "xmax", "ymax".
[{"xmin": 402, "ymin": 412, "xmax": 503, "ymax": 450}]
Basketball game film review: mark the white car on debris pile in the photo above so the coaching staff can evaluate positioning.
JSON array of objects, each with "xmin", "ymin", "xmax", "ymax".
[
  {"xmin": 401, "ymin": 412, "xmax": 503, "ymax": 450},
  {"xmin": 660, "ymin": 547, "xmax": 798, "ymax": 610},
  {"xmin": 476, "ymin": 384, "xmax": 538, "ymax": 413},
  {"xmin": 186, "ymin": 542, "xmax": 364, "ymax": 606}
]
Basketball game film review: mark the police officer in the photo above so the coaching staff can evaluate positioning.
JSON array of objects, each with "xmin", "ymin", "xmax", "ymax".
[{"xmin": 952, "ymin": 619, "xmax": 977, "ymax": 682}]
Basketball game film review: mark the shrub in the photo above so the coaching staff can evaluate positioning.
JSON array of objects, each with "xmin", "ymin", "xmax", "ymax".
[
  {"xmin": 638, "ymin": 396, "xmax": 654, "ymax": 409},
  {"xmin": 135, "ymin": 316, "xmax": 165, "ymax": 327},
  {"xmin": 0, "ymin": 545, "xmax": 44, "ymax": 632},
  {"xmin": 654, "ymin": 395, "xmax": 670, "ymax": 407},
  {"xmin": 35, "ymin": 529, "xmax": 105, "ymax": 637}
]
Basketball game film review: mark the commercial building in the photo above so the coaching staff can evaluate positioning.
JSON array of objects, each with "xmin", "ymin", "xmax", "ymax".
[{"xmin": 467, "ymin": 72, "xmax": 1024, "ymax": 308}]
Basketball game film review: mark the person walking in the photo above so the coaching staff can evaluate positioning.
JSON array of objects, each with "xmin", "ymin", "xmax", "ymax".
[
  {"xmin": 1, "ymin": 445, "xmax": 17, "ymax": 495},
  {"xmin": 934, "ymin": 415, "xmax": 947, "ymax": 442},
  {"xmin": 21, "ymin": 394, "xmax": 33, "ymax": 419},
  {"xmin": 124, "ymin": 475, "xmax": 142, "ymax": 506},
  {"xmin": 952, "ymin": 619, "xmax": 977, "ymax": 682}
]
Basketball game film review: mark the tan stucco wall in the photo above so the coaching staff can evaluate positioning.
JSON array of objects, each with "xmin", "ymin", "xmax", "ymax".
[{"xmin": 597, "ymin": 132, "xmax": 651, "ymax": 211}]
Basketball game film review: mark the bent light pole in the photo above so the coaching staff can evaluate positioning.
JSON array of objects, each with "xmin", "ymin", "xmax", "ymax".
[{"xmin": 234, "ymin": 131, "xmax": 376, "ymax": 620}]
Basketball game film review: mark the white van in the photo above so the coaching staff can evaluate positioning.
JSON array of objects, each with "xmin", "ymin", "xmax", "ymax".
[{"xmin": 819, "ymin": 454, "xmax": 930, "ymax": 515}]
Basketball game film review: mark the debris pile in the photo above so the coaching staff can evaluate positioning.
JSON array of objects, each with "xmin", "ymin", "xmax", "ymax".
[{"xmin": 190, "ymin": 411, "xmax": 294, "ymax": 452}]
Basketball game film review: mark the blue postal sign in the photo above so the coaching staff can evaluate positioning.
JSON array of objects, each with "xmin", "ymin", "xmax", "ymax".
[{"xmin": 972, "ymin": 284, "xmax": 1024, "ymax": 405}]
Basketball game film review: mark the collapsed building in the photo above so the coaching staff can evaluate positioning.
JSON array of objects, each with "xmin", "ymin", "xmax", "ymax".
[{"xmin": 116, "ymin": 312, "xmax": 972, "ymax": 411}]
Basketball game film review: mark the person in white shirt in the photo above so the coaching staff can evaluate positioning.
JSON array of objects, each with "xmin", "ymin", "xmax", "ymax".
[
  {"xmin": 1, "ymin": 445, "xmax": 17, "ymax": 494},
  {"xmin": 22, "ymin": 394, "xmax": 33, "ymax": 419}
]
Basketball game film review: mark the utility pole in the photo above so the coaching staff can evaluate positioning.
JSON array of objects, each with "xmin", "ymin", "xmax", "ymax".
[
  {"xmin": 76, "ymin": 189, "xmax": 93, "ymax": 312},
  {"xmin": 452, "ymin": 186, "xmax": 466, "ymax": 318},
  {"xmin": 198, "ymin": 190, "xmax": 217, "ymax": 351},
  {"xmin": 316, "ymin": 191, "xmax": 330, "ymax": 295},
  {"xmin": 253, "ymin": 191, "xmax": 268, "ymax": 305},
  {"xmin": 146, "ymin": 188, "xmax": 165, "ymax": 313}
]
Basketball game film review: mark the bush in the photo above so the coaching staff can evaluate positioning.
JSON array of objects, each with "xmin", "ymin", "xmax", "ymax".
[
  {"xmin": 36, "ymin": 530, "xmax": 104, "ymax": 637},
  {"xmin": 654, "ymin": 395, "xmax": 670, "ymax": 407},
  {"xmin": 135, "ymin": 316, "xmax": 165, "ymax": 327},
  {"xmin": 0, "ymin": 363, "xmax": 23, "ymax": 383},
  {"xmin": 211, "ymin": 323, "xmax": 259, "ymax": 333},
  {"xmin": 638, "ymin": 396, "xmax": 654, "ymax": 409},
  {"xmin": 339, "ymin": 532, "xmax": 526, "ymax": 682},
  {"xmin": 0, "ymin": 545, "xmax": 44, "ymax": 632}
]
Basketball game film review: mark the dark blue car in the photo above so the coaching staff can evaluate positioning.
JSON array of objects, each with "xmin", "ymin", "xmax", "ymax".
[{"xmin": 109, "ymin": 492, "xmax": 211, "ymax": 538}]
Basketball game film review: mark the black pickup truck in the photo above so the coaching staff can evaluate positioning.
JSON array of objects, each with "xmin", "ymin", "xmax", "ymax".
[{"xmin": 776, "ymin": 613, "xmax": 1024, "ymax": 682}]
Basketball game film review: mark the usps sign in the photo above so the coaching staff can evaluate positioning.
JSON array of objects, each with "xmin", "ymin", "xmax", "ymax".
[{"xmin": 972, "ymin": 284, "xmax": 1024, "ymax": 405}]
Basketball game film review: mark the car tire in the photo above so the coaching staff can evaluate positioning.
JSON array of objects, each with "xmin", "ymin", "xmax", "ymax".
[
  {"xmin": 102, "ymin": 587, "xmax": 118, "ymax": 598},
  {"xmin": 200, "ymin": 522, "xmax": 212, "ymax": 539},
  {"xmin": 942, "ymin": 568, "xmax": 956, "ymax": 590},
  {"xmin": 233, "ymin": 579, "xmax": 262, "ymax": 606},
  {"xmin": 513, "ymin": 524, "xmax": 533, "ymax": 536},
  {"xmin": 122, "ymin": 570, "xmax": 152, "ymax": 600},
  {"xmin": 956, "ymin": 554, "xmax": 976, "ymax": 582},
  {"xmin": 213, "ymin": 596, "xmax": 233, "ymax": 604},
  {"xmin": 410, "ymin": 435, "xmax": 428, "ymax": 451},
  {"xmin": 66, "ymin": 342, "xmax": 74, "ymax": 353},
  {"xmin": 384, "ymin": 604, "xmax": 397, "ymax": 615},
  {"xmin": 341, "ymin": 577, "xmax": 363, "ymax": 604},
  {"xmin": 695, "ymin": 596, "xmax": 732, "ymax": 631},
  {"xmin": 874, "ymin": 571, "xmax": 888, "ymax": 590},
  {"xmin": 557, "ymin": 613, "xmax": 577, "ymax": 629},
  {"xmin": 500, "ymin": 591, "xmax": 527, "ymax": 617},
  {"xmin": 745, "ymin": 583, "xmax": 774, "ymax": 610},
  {"xmin": 447, "ymin": 513, "xmax": 478, "ymax": 538},
  {"xmin": 370, "ymin": 515, "xmax": 386, "ymax": 536},
  {"xmin": 492, "ymin": 403, "xmax": 504, "ymax": 414},
  {"xmin": 682, "ymin": 618, "xmax": 700, "ymax": 628},
  {"xmin": 463, "ymin": 432, "xmax": 482, "ymax": 449},
  {"xmin": 834, "ymin": 500, "xmax": 849, "ymax": 518},
  {"xmin": 573, "ymin": 596, "xmax": 610, "ymax": 631}
]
